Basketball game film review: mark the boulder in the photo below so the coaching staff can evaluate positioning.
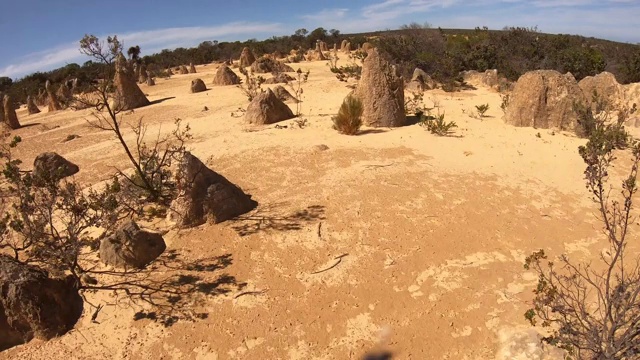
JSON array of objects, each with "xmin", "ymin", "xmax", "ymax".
[
  {"xmin": 189, "ymin": 63, "xmax": 197, "ymax": 74},
  {"xmin": 250, "ymin": 57, "xmax": 294, "ymax": 74},
  {"xmin": 33, "ymin": 152, "xmax": 79, "ymax": 181},
  {"xmin": 170, "ymin": 152, "xmax": 257, "ymax": 227},
  {"xmin": 462, "ymin": 69, "xmax": 499, "ymax": 89},
  {"xmin": 212, "ymin": 65, "xmax": 240, "ymax": 86},
  {"xmin": 3, "ymin": 95, "xmax": 20, "ymax": 129},
  {"xmin": 45, "ymin": 80, "xmax": 62, "ymax": 112},
  {"xmin": 245, "ymin": 88, "xmax": 295, "ymax": 125},
  {"xmin": 190, "ymin": 78, "xmax": 207, "ymax": 93},
  {"xmin": 179, "ymin": 65, "xmax": 189, "ymax": 74},
  {"xmin": 504, "ymin": 70, "xmax": 587, "ymax": 132},
  {"xmin": 354, "ymin": 48, "xmax": 405, "ymax": 127},
  {"xmin": 342, "ymin": 42, "xmax": 351, "ymax": 53},
  {"xmin": 99, "ymin": 221, "xmax": 166, "ymax": 269},
  {"xmin": 27, "ymin": 95, "xmax": 41, "ymax": 114},
  {"xmin": 113, "ymin": 53, "xmax": 150, "ymax": 111},
  {"xmin": 362, "ymin": 42, "xmax": 373, "ymax": 52},
  {"xmin": 166, "ymin": 67, "xmax": 173, "ymax": 75},
  {"xmin": 406, "ymin": 68, "xmax": 436, "ymax": 92},
  {"xmin": 0, "ymin": 255, "xmax": 82, "ymax": 350},
  {"xmin": 272, "ymin": 85, "xmax": 299, "ymax": 103},
  {"xmin": 239, "ymin": 47, "xmax": 256, "ymax": 68},
  {"xmin": 264, "ymin": 73, "xmax": 294, "ymax": 84},
  {"xmin": 578, "ymin": 71, "xmax": 625, "ymax": 108}
]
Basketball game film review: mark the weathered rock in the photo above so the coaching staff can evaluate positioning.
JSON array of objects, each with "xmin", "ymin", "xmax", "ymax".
[
  {"xmin": 113, "ymin": 53, "xmax": 150, "ymax": 111},
  {"xmin": 45, "ymin": 80, "xmax": 62, "ymax": 112},
  {"xmin": 504, "ymin": 70, "xmax": 587, "ymax": 132},
  {"xmin": 33, "ymin": 152, "xmax": 79, "ymax": 181},
  {"xmin": 36, "ymin": 89, "xmax": 47, "ymax": 106},
  {"xmin": 406, "ymin": 68, "xmax": 436, "ymax": 91},
  {"xmin": 190, "ymin": 78, "xmax": 207, "ymax": 93},
  {"xmin": 354, "ymin": 49, "xmax": 405, "ymax": 127},
  {"xmin": 146, "ymin": 71, "xmax": 155, "ymax": 86},
  {"xmin": 3, "ymin": 95, "xmax": 20, "ymax": 129},
  {"xmin": 166, "ymin": 67, "xmax": 173, "ymax": 75},
  {"xmin": 313, "ymin": 42, "xmax": 327, "ymax": 61},
  {"xmin": 179, "ymin": 65, "xmax": 189, "ymax": 74},
  {"xmin": 0, "ymin": 255, "xmax": 82, "ymax": 350},
  {"xmin": 137, "ymin": 64, "xmax": 148, "ymax": 84},
  {"xmin": 239, "ymin": 47, "xmax": 256, "ymax": 68},
  {"xmin": 189, "ymin": 63, "xmax": 197, "ymax": 74},
  {"xmin": 251, "ymin": 56, "xmax": 294, "ymax": 74},
  {"xmin": 264, "ymin": 73, "xmax": 294, "ymax": 84},
  {"xmin": 99, "ymin": 221, "xmax": 166, "ymax": 269},
  {"xmin": 362, "ymin": 42, "xmax": 373, "ymax": 52},
  {"xmin": 342, "ymin": 42, "xmax": 351, "ymax": 53},
  {"xmin": 272, "ymin": 85, "xmax": 299, "ymax": 103},
  {"xmin": 169, "ymin": 152, "xmax": 257, "ymax": 227},
  {"xmin": 245, "ymin": 88, "xmax": 295, "ymax": 125},
  {"xmin": 212, "ymin": 65, "xmax": 240, "ymax": 86},
  {"xmin": 462, "ymin": 69, "xmax": 499, "ymax": 89},
  {"xmin": 27, "ymin": 95, "xmax": 41, "ymax": 114},
  {"xmin": 320, "ymin": 41, "xmax": 328, "ymax": 52},
  {"xmin": 578, "ymin": 71, "xmax": 625, "ymax": 108},
  {"xmin": 341, "ymin": 39, "xmax": 349, "ymax": 52}
]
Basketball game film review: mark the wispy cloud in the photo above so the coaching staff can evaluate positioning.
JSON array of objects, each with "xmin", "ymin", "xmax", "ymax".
[{"xmin": 0, "ymin": 21, "xmax": 283, "ymax": 79}]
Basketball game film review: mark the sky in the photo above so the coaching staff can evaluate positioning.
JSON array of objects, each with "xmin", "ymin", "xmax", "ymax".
[{"xmin": 1, "ymin": 0, "xmax": 639, "ymax": 79}]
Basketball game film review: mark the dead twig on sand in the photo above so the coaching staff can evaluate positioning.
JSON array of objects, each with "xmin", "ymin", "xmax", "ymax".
[
  {"xmin": 234, "ymin": 290, "xmax": 267, "ymax": 299},
  {"xmin": 311, "ymin": 254, "xmax": 349, "ymax": 275}
]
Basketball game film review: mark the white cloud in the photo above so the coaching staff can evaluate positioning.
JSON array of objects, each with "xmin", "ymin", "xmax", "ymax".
[{"xmin": 0, "ymin": 21, "xmax": 283, "ymax": 79}]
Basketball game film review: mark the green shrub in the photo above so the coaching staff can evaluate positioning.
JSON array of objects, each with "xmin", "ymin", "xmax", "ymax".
[
  {"xmin": 333, "ymin": 95, "xmax": 363, "ymax": 135},
  {"xmin": 475, "ymin": 103, "xmax": 489, "ymax": 118},
  {"xmin": 421, "ymin": 112, "xmax": 457, "ymax": 136}
]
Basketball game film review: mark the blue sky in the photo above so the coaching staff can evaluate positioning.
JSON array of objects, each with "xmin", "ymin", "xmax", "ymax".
[{"xmin": 1, "ymin": 0, "xmax": 639, "ymax": 79}]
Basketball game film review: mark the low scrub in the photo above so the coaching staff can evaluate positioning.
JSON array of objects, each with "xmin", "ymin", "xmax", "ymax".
[{"xmin": 333, "ymin": 95, "xmax": 363, "ymax": 135}]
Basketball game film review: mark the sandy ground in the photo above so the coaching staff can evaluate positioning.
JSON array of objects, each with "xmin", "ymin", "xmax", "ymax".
[{"xmin": 2, "ymin": 59, "xmax": 639, "ymax": 360}]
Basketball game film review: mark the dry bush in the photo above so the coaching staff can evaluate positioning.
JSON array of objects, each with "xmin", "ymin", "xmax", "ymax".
[
  {"xmin": 332, "ymin": 95, "xmax": 363, "ymax": 135},
  {"xmin": 524, "ymin": 113, "xmax": 640, "ymax": 358}
]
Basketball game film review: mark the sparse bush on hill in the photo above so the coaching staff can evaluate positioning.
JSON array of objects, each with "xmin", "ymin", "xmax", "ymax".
[
  {"xmin": 238, "ymin": 66, "xmax": 265, "ymax": 102},
  {"xmin": 333, "ymin": 95, "xmax": 363, "ymax": 135},
  {"xmin": 287, "ymin": 68, "xmax": 309, "ymax": 116},
  {"xmin": 475, "ymin": 103, "xmax": 489, "ymax": 118},
  {"xmin": 524, "ymin": 131, "xmax": 640, "ymax": 359}
]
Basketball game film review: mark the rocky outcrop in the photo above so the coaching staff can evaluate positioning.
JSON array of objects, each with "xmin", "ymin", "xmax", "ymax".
[
  {"xmin": 250, "ymin": 57, "xmax": 294, "ymax": 74},
  {"xmin": 99, "ymin": 221, "xmax": 166, "ymax": 269},
  {"xmin": 578, "ymin": 71, "xmax": 625, "ymax": 108},
  {"xmin": 354, "ymin": 49, "xmax": 405, "ymax": 127},
  {"xmin": 239, "ymin": 47, "xmax": 256, "ymax": 68},
  {"xmin": 245, "ymin": 88, "xmax": 295, "ymax": 125},
  {"xmin": 33, "ymin": 152, "xmax": 79, "ymax": 181},
  {"xmin": 189, "ymin": 63, "xmax": 197, "ymax": 74},
  {"xmin": 190, "ymin": 78, "xmax": 207, "ymax": 93},
  {"xmin": 0, "ymin": 255, "xmax": 83, "ymax": 350},
  {"xmin": 27, "ymin": 95, "xmax": 41, "ymax": 114},
  {"xmin": 264, "ymin": 73, "xmax": 294, "ymax": 84},
  {"xmin": 46, "ymin": 80, "xmax": 62, "ymax": 112},
  {"xmin": 406, "ymin": 68, "xmax": 436, "ymax": 92},
  {"xmin": 3, "ymin": 94, "xmax": 20, "ymax": 129},
  {"xmin": 113, "ymin": 53, "xmax": 150, "ymax": 111},
  {"xmin": 169, "ymin": 152, "xmax": 257, "ymax": 227},
  {"xmin": 212, "ymin": 65, "xmax": 240, "ymax": 86},
  {"xmin": 504, "ymin": 70, "xmax": 587, "ymax": 132},
  {"xmin": 272, "ymin": 85, "xmax": 299, "ymax": 103}
]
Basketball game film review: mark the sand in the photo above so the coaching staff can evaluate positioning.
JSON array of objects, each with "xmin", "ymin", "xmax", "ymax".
[{"xmin": 2, "ymin": 60, "xmax": 639, "ymax": 360}]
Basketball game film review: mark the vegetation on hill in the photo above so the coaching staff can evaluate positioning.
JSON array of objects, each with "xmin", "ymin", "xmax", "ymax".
[{"xmin": 1, "ymin": 25, "xmax": 639, "ymax": 105}]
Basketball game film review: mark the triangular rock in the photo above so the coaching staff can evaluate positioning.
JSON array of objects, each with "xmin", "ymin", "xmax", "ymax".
[
  {"xmin": 190, "ymin": 79, "xmax": 207, "ymax": 93},
  {"xmin": 169, "ymin": 152, "xmax": 257, "ymax": 227},
  {"xmin": 212, "ymin": 65, "xmax": 240, "ymax": 86},
  {"xmin": 45, "ymin": 80, "xmax": 62, "ymax": 112},
  {"xmin": 239, "ymin": 47, "xmax": 256, "ymax": 68},
  {"xmin": 33, "ymin": 152, "xmax": 79, "ymax": 182},
  {"xmin": 27, "ymin": 95, "xmax": 41, "ymax": 114},
  {"xmin": 3, "ymin": 95, "xmax": 20, "ymax": 129},
  {"xmin": 113, "ymin": 53, "xmax": 150, "ymax": 111},
  {"xmin": 245, "ymin": 88, "xmax": 295, "ymax": 125},
  {"xmin": 99, "ymin": 221, "xmax": 166, "ymax": 269}
]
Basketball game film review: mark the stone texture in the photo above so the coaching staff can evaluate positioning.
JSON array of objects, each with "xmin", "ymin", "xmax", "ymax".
[
  {"xmin": 33, "ymin": 152, "xmax": 79, "ymax": 181},
  {"xmin": 169, "ymin": 152, "xmax": 257, "ymax": 227},
  {"xmin": 245, "ymin": 88, "xmax": 295, "ymax": 125},
  {"xmin": 504, "ymin": 70, "xmax": 587, "ymax": 132},
  {"xmin": 113, "ymin": 53, "xmax": 150, "ymax": 111},
  {"xmin": 354, "ymin": 49, "xmax": 405, "ymax": 127},
  {"xmin": 0, "ymin": 255, "xmax": 82, "ymax": 351},
  {"xmin": 212, "ymin": 65, "xmax": 240, "ymax": 86},
  {"xmin": 190, "ymin": 78, "xmax": 207, "ymax": 93},
  {"xmin": 99, "ymin": 221, "xmax": 166, "ymax": 269}
]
